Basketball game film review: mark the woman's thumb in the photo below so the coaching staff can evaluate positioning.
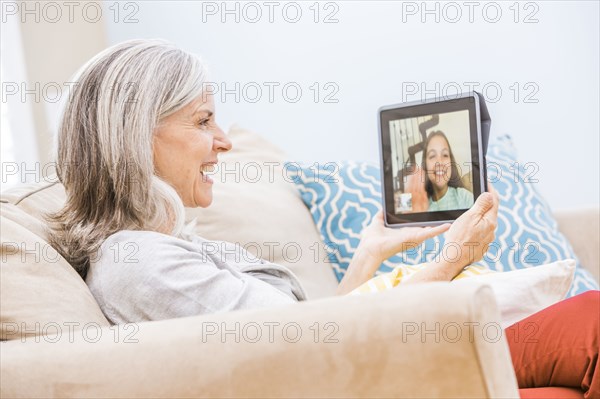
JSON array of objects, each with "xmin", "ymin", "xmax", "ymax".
[{"xmin": 471, "ymin": 192, "xmax": 494, "ymax": 216}]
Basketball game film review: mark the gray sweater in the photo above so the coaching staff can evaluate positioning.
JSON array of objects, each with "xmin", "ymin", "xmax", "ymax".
[{"xmin": 86, "ymin": 230, "xmax": 307, "ymax": 325}]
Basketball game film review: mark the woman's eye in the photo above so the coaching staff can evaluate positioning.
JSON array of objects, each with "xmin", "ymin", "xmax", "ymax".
[{"xmin": 197, "ymin": 118, "xmax": 211, "ymax": 128}]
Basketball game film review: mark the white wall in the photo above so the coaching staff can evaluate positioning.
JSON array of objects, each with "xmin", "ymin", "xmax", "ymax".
[
  {"xmin": 0, "ymin": 12, "xmax": 38, "ymax": 186},
  {"xmin": 1, "ymin": 0, "xmax": 107, "ymax": 192},
  {"xmin": 105, "ymin": 1, "xmax": 599, "ymax": 209}
]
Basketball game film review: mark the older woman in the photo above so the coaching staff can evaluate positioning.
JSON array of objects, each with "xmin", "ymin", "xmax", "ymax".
[{"xmin": 48, "ymin": 40, "xmax": 597, "ymax": 397}]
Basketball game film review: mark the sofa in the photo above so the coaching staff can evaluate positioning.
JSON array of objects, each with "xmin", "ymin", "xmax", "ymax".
[{"xmin": 1, "ymin": 126, "xmax": 598, "ymax": 398}]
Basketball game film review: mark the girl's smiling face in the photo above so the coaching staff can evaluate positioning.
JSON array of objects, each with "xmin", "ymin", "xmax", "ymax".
[{"xmin": 425, "ymin": 134, "xmax": 452, "ymax": 192}]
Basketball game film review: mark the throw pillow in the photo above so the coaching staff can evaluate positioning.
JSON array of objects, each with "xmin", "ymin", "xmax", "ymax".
[{"xmin": 351, "ymin": 259, "xmax": 576, "ymax": 328}]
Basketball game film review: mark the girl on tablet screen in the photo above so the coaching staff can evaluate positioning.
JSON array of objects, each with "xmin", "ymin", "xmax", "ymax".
[
  {"xmin": 406, "ymin": 131, "xmax": 475, "ymax": 212},
  {"xmin": 422, "ymin": 131, "xmax": 474, "ymax": 211}
]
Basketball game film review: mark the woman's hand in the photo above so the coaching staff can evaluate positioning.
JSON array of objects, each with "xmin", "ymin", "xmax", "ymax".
[
  {"xmin": 358, "ymin": 210, "xmax": 450, "ymax": 266},
  {"xmin": 405, "ymin": 183, "xmax": 500, "ymax": 284},
  {"xmin": 441, "ymin": 184, "xmax": 499, "ymax": 268},
  {"xmin": 335, "ymin": 210, "xmax": 450, "ymax": 295},
  {"xmin": 336, "ymin": 184, "xmax": 500, "ymax": 294}
]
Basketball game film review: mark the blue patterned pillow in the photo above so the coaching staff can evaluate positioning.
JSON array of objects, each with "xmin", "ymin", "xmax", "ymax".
[{"xmin": 291, "ymin": 134, "xmax": 598, "ymax": 297}]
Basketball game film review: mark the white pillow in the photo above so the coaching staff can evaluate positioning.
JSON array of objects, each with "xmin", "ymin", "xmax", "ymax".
[{"xmin": 454, "ymin": 259, "xmax": 576, "ymax": 328}]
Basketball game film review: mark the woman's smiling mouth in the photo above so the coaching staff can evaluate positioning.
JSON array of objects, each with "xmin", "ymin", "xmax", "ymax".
[{"xmin": 200, "ymin": 163, "xmax": 216, "ymax": 184}]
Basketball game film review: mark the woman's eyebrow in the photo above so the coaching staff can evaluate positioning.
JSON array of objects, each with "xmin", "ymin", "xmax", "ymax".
[{"xmin": 192, "ymin": 108, "xmax": 213, "ymax": 118}]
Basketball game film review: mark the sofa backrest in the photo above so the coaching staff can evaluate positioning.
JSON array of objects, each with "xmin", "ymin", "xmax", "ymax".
[{"xmin": 1, "ymin": 182, "xmax": 111, "ymax": 341}]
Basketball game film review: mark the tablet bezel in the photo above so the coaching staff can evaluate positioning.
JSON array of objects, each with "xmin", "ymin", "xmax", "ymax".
[{"xmin": 378, "ymin": 92, "xmax": 487, "ymax": 227}]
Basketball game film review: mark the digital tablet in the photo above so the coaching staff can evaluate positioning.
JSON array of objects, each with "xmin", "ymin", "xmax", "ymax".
[{"xmin": 378, "ymin": 92, "xmax": 491, "ymax": 227}]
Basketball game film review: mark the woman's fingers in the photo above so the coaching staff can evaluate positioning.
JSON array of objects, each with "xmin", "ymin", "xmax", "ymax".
[
  {"xmin": 370, "ymin": 210, "xmax": 384, "ymax": 225},
  {"xmin": 399, "ymin": 223, "xmax": 451, "ymax": 244},
  {"xmin": 424, "ymin": 223, "xmax": 451, "ymax": 239},
  {"xmin": 479, "ymin": 192, "xmax": 499, "ymax": 233},
  {"xmin": 488, "ymin": 187, "xmax": 500, "ymax": 222}
]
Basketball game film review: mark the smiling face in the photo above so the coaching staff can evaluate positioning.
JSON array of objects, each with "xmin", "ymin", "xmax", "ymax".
[
  {"xmin": 425, "ymin": 134, "xmax": 452, "ymax": 192},
  {"xmin": 153, "ymin": 93, "xmax": 232, "ymax": 208}
]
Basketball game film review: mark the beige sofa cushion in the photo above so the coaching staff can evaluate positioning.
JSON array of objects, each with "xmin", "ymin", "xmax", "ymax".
[
  {"xmin": 0, "ymin": 282, "xmax": 519, "ymax": 398},
  {"xmin": 186, "ymin": 125, "xmax": 339, "ymax": 299},
  {"xmin": 0, "ymin": 202, "xmax": 110, "ymax": 340},
  {"xmin": 554, "ymin": 207, "xmax": 600, "ymax": 283},
  {"xmin": 1, "ymin": 181, "xmax": 66, "ymax": 237}
]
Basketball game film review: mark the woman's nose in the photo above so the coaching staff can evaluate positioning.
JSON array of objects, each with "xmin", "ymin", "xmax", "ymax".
[{"xmin": 213, "ymin": 125, "xmax": 233, "ymax": 152}]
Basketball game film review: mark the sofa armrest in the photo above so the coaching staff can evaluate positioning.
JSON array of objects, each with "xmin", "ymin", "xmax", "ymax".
[
  {"xmin": 0, "ymin": 282, "xmax": 519, "ymax": 398},
  {"xmin": 554, "ymin": 207, "xmax": 600, "ymax": 283}
]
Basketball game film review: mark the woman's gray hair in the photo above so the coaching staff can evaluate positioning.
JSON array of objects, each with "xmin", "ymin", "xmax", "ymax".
[{"xmin": 47, "ymin": 39, "xmax": 207, "ymax": 279}]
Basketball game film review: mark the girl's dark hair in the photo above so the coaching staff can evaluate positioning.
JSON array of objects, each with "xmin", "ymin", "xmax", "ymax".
[{"xmin": 421, "ymin": 130, "xmax": 466, "ymax": 199}]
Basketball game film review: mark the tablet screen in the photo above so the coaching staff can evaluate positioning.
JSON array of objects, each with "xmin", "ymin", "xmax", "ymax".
[{"xmin": 379, "ymin": 94, "xmax": 486, "ymax": 226}]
